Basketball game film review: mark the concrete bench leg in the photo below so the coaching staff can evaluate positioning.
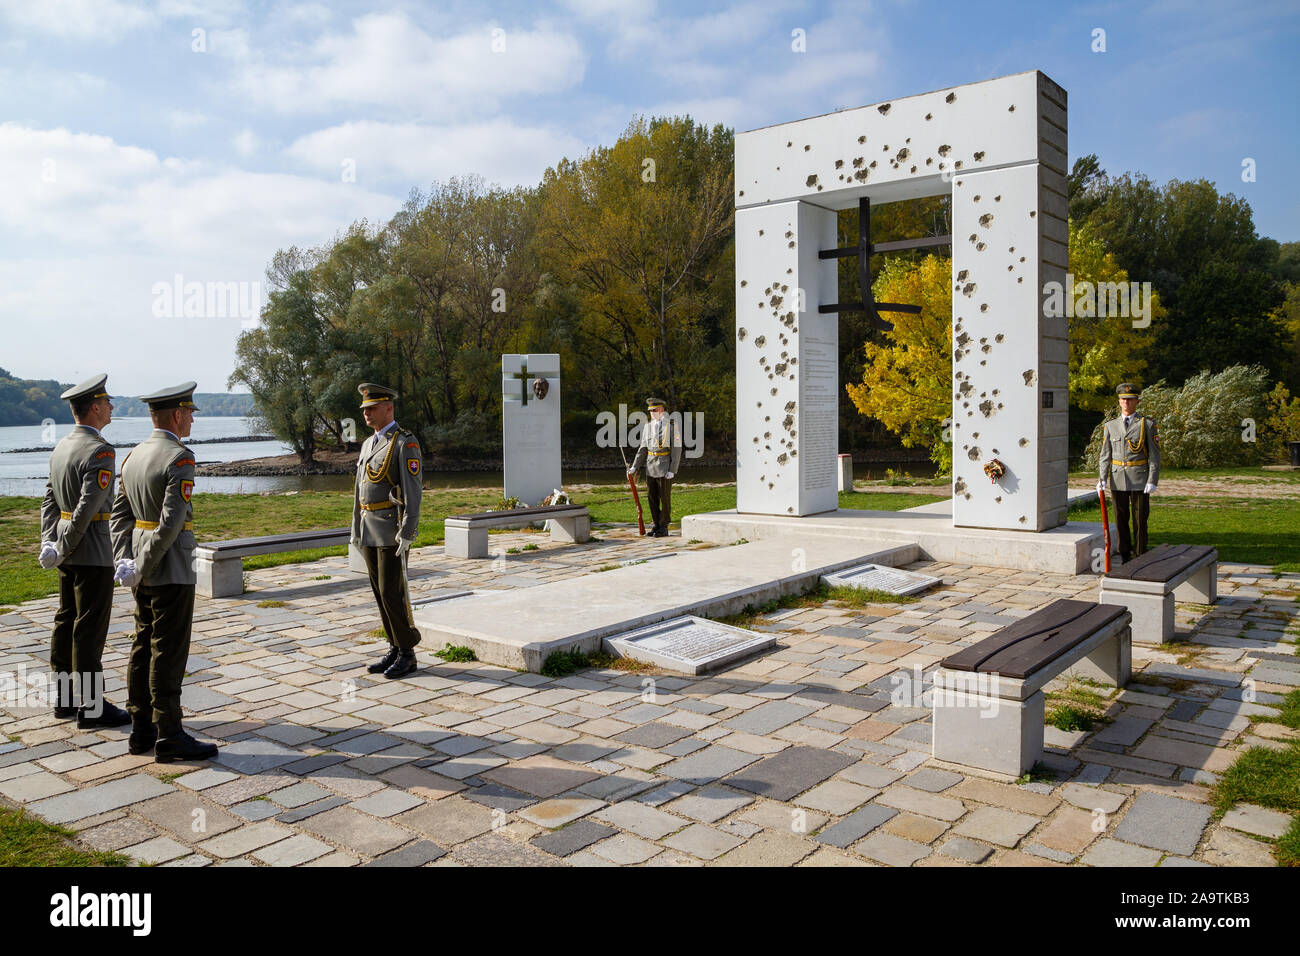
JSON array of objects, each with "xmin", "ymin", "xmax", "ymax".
[
  {"xmin": 1099, "ymin": 589, "xmax": 1174, "ymax": 644},
  {"xmin": 548, "ymin": 514, "xmax": 590, "ymax": 543},
  {"xmin": 1174, "ymin": 562, "xmax": 1216, "ymax": 604},
  {"xmin": 1068, "ymin": 625, "xmax": 1132, "ymax": 686},
  {"xmin": 445, "ymin": 525, "xmax": 489, "ymax": 559},
  {"xmin": 195, "ymin": 554, "xmax": 243, "ymax": 598},
  {"xmin": 932, "ymin": 680, "xmax": 1044, "ymax": 777}
]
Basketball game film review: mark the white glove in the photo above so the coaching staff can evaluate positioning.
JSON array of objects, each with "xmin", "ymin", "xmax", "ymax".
[
  {"xmin": 665, "ymin": 472, "xmax": 674, "ymax": 480},
  {"xmin": 1143, "ymin": 482, "xmax": 1155, "ymax": 495},
  {"xmin": 38, "ymin": 542, "xmax": 59, "ymax": 569},
  {"xmin": 114, "ymin": 559, "xmax": 140, "ymax": 587},
  {"xmin": 1095, "ymin": 479, "xmax": 1105, "ymax": 493},
  {"xmin": 395, "ymin": 537, "xmax": 412, "ymax": 558},
  {"xmin": 627, "ymin": 467, "xmax": 635, "ymax": 476}
]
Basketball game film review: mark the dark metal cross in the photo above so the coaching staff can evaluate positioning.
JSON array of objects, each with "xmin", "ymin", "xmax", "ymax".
[
  {"xmin": 511, "ymin": 364, "xmax": 534, "ymax": 406},
  {"xmin": 818, "ymin": 197, "xmax": 952, "ymax": 330}
]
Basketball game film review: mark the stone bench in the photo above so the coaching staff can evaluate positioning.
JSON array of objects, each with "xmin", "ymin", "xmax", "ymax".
[
  {"xmin": 444, "ymin": 505, "xmax": 590, "ymax": 559},
  {"xmin": 195, "ymin": 528, "xmax": 352, "ymax": 598},
  {"xmin": 1099, "ymin": 544, "xmax": 1218, "ymax": 644},
  {"xmin": 931, "ymin": 599, "xmax": 1132, "ymax": 776}
]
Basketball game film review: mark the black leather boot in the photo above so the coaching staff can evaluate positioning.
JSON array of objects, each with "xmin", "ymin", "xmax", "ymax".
[
  {"xmin": 155, "ymin": 731, "xmax": 219, "ymax": 763},
  {"xmin": 78, "ymin": 700, "xmax": 132, "ymax": 729},
  {"xmin": 383, "ymin": 650, "xmax": 418, "ymax": 680},
  {"xmin": 367, "ymin": 644, "xmax": 401, "ymax": 674},
  {"xmin": 128, "ymin": 720, "xmax": 158, "ymax": 755}
]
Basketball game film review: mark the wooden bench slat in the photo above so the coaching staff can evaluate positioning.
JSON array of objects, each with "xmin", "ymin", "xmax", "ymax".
[
  {"xmin": 200, "ymin": 528, "xmax": 352, "ymax": 553},
  {"xmin": 1107, "ymin": 544, "xmax": 1215, "ymax": 582},
  {"xmin": 940, "ymin": 599, "xmax": 1127, "ymax": 679}
]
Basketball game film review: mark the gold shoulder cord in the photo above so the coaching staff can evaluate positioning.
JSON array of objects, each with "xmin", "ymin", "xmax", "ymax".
[
  {"xmin": 1125, "ymin": 418, "xmax": 1146, "ymax": 455},
  {"xmin": 364, "ymin": 431, "xmax": 399, "ymax": 485}
]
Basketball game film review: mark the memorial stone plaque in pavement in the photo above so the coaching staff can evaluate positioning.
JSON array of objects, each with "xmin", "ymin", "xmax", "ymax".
[
  {"xmin": 606, "ymin": 615, "xmax": 776, "ymax": 675},
  {"xmin": 821, "ymin": 563, "xmax": 940, "ymax": 596}
]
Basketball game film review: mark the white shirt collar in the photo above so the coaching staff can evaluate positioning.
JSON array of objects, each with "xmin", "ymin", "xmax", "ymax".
[
  {"xmin": 154, "ymin": 428, "xmax": 181, "ymax": 442},
  {"xmin": 75, "ymin": 423, "xmax": 102, "ymax": 438},
  {"xmin": 375, "ymin": 420, "xmax": 398, "ymax": 437}
]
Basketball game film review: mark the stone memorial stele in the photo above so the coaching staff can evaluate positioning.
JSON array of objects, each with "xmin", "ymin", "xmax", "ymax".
[
  {"xmin": 734, "ymin": 71, "xmax": 1068, "ymax": 531},
  {"xmin": 502, "ymin": 353, "xmax": 561, "ymax": 507},
  {"xmin": 605, "ymin": 615, "xmax": 777, "ymax": 675}
]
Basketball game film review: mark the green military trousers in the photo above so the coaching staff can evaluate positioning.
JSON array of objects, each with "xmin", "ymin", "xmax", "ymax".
[
  {"xmin": 127, "ymin": 583, "xmax": 195, "ymax": 736},
  {"xmin": 50, "ymin": 564, "xmax": 113, "ymax": 710},
  {"xmin": 362, "ymin": 545, "xmax": 421, "ymax": 652},
  {"xmin": 646, "ymin": 476, "xmax": 673, "ymax": 534}
]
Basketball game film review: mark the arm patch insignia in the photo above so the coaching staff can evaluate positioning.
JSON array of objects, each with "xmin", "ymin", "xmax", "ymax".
[
  {"xmin": 181, "ymin": 480, "xmax": 194, "ymax": 502},
  {"xmin": 98, "ymin": 469, "xmax": 112, "ymax": 489},
  {"xmin": 407, "ymin": 459, "xmax": 420, "ymax": 476}
]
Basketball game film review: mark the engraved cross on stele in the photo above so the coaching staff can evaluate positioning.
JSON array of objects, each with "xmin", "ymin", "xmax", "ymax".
[{"xmin": 511, "ymin": 363, "xmax": 535, "ymax": 406}]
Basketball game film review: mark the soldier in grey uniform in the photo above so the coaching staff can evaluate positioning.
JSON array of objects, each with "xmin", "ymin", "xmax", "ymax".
[
  {"xmin": 1098, "ymin": 382, "xmax": 1161, "ymax": 564},
  {"xmin": 110, "ymin": 382, "xmax": 217, "ymax": 762},
  {"xmin": 37, "ymin": 374, "xmax": 131, "ymax": 727},
  {"xmin": 629, "ymin": 397, "xmax": 683, "ymax": 537},
  {"xmin": 351, "ymin": 383, "xmax": 424, "ymax": 679}
]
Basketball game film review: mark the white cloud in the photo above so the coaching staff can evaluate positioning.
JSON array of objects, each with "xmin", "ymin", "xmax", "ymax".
[
  {"xmin": 225, "ymin": 12, "xmax": 587, "ymax": 117},
  {"xmin": 0, "ymin": 0, "xmax": 156, "ymax": 40},
  {"xmin": 232, "ymin": 127, "xmax": 259, "ymax": 156},
  {"xmin": 284, "ymin": 119, "xmax": 588, "ymax": 189},
  {"xmin": 166, "ymin": 109, "xmax": 209, "ymax": 130}
]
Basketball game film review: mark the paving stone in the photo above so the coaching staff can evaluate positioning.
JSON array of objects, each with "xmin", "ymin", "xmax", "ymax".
[
  {"xmin": 613, "ymin": 722, "xmax": 695, "ymax": 749},
  {"xmin": 252, "ymin": 833, "xmax": 333, "ymax": 867},
  {"xmin": 395, "ymin": 796, "xmax": 495, "ymax": 846},
  {"xmin": 480, "ymin": 755, "xmax": 599, "ymax": 798},
  {"xmin": 79, "ymin": 817, "xmax": 162, "ymax": 852},
  {"xmin": 1023, "ymin": 843, "xmax": 1075, "ymax": 863},
  {"xmin": 1201, "ymin": 827, "xmax": 1277, "ymax": 867},
  {"xmin": 594, "ymin": 801, "xmax": 688, "ymax": 840},
  {"xmin": 1166, "ymin": 700, "xmax": 1202, "ymax": 722},
  {"xmin": 363, "ymin": 840, "xmax": 448, "ymax": 867},
  {"xmin": 300, "ymin": 806, "xmax": 414, "ymax": 856},
  {"xmin": 550, "ymin": 741, "xmax": 620, "ymax": 763},
  {"xmin": 1221, "ymin": 803, "xmax": 1293, "ymax": 839},
  {"xmin": 663, "ymin": 786, "xmax": 754, "ymax": 824},
  {"xmin": 954, "ymin": 806, "xmax": 1039, "ymax": 848},
  {"xmin": 713, "ymin": 828, "xmax": 817, "ymax": 866},
  {"xmin": 352, "ymin": 788, "xmax": 425, "ymax": 818},
  {"xmin": 211, "ymin": 738, "xmax": 305, "ymax": 774},
  {"xmin": 1159, "ymin": 855, "xmax": 1213, "ymax": 868},
  {"xmin": 0, "ymin": 770, "xmax": 74, "ymax": 803},
  {"xmin": 277, "ymin": 796, "xmax": 348, "ymax": 823},
  {"xmin": 662, "ymin": 823, "xmax": 744, "ymax": 860},
  {"xmin": 636, "ymin": 780, "xmax": 695, "ymax": 807},
  {"xmin": 875, "ymin": 785, "xmax": 966, "ymax": 822},
  {"xmin": 856, "ymin": 831, "xmax": 931, "ymax": 866},
  {"xmin": 232, "ymin": 800, "xmax": 282, "ymax": 821},
  {"xmin": 1058, "ymin": 783, "xmax": 1127, "ymax": 815},
  {"xmin": 174, "ymin": 768, "xmax": 239, "ymax": 791},
  {"xmin": 948, "ymin": 777, "xmax": 1059, "ymax": 815},
  {"xmin": 726, "ymin": 746, "xmax": 855, "ymax": 801},
  {"xmin": 377, "ymin": 764, "xmax": 465, "ymax": 801},
  {"xmin": 1112, "ymin": 792, "xmax": 1212, "ymax": 856},
  {"xmin": 723, "ymin": 700, "xmax": 815, "ymax": 735},
  {"xmin": 589, "ymin": 832, "xmax": 661, "ymax": 865},
  {"xmin": 661, "ymin": 745, "xmax": 759, "ymax": 785},
  {"xmin": 1034, "ymin": 806, "xmax": 1101, "ymax": 855},
  {"xmin": 1081, "ymin": 838, "xmax": 1163, "ymax": 867},
  {"xmin": 429, "ymin": 753, "xmax": 508, "ymax": 780},
  {"xmin": 461, "ymin": 783, "xmax": 538, "ymax": 813},
  {"xmin": 937, "ymin": 836, "xmax": 993, "ymax": 863},
  {"xmin": 794, "ymin": 779, "xmax": 877, "ymax": 815},
  {"xmin": 814, "ymin": 804, "xmax": 898, "ymax": 848},
  {"xmin": 836, "ymin": 762, "xmax": 905, "ymax": 789},
  {"xmin": 902, "ymin": 768, "xmax": 963, "ymax": 793},
  {"xmin": 574, "ymin": 768, "xmax": 658, "ymax": 802},
  {"xmin": 197, "ymin": 821, "xmax": 294, "ymax": 859},
  {"xmin": 124, "ymin": 836, "xmax": 191, "ymax": 864},
  {"xmin": 516, "ymin": 797, "xmax": 605, "ymax": 829},
  {"xmin": 267, "ymin": 781, "xmax": 332, "ymax": 809},
  {"xmin": 882, "ymin": 813, "xmax": 950, "ymax": 845},
  {"xmin": 1092, "ymin": 715, "xmax": 1154, "ymax": 747},
  {"xmin": 27, "ymin": 773, "xmax": 173, "ymax": 824},
  {"xmin": 281, "ymin": 753, "xmax": 350, "ymax": 776},
  {"xmin": 530, "ymin": 820, "xmax": 618, "ymax": 857}
]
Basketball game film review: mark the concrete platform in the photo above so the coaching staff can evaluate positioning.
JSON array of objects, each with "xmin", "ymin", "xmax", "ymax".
[
  {"xmin": 681, "ymin": 492, "xmax": 1107, "ymax": 575},
  {"xmin": 413, "ymin": 537, "xmax": 918, "ymax": 671}
]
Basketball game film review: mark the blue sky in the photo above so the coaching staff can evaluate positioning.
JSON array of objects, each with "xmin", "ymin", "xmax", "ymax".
[{"xmin": 1, "ymin": 0, "xmax": 1296, "ymax": 396}]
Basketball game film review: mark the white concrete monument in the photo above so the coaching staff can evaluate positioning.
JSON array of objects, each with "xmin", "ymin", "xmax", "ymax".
[
  {"xmin": 502, "ymin": 353, "xmax": 561, "ymax": 506},
  {"xmin": 734, "ymin": 71, "xmax": 1069, "ymax": 531}
]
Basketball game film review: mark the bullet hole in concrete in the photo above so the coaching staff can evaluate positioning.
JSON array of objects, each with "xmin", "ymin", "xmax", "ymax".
[
  {"xmin": 852, "ymin": 157, "xmax": 864, "ymax": 167},
  {"xmin": 1029, "ymin": 210, "xmax": 1037, "ymax": 217},
  {"xmin": 1020, "ymin": 256, "xmax": 1026, "ymax": 262},
  {"xmin": 976, "ymin": 242, "xmax": 986, "ymax": 252},
  {"xmin": 968, "ymin": 234, "xmax": 978, "ymax": 243},
  {"xmin": 739, "ymin": 190, "xmax": 744, "ymax": 197},
  {"xmin": 741, "ymin": 280, "xmax": 747, "ymax": 287},
  {"xmin": 738, "ymin": 328, "xmax": 747, "ymax": 340},
  {"xmin": 759, "ymin": 229, "xmax": 764, "ymax": 235},
  {"xmin": 788, "ymin": 241, "xmax": 795, "ymax": 248},
  {"xmin": 938, "ymin": 144, "xmax": 951, "ymax": 156},
  {"xmin": 878, "ymin": 103, "xmax": 891, "ymax": 115},
  {"xmin": 1019, "ymin": 438, "xmax": 1029, "ymax": 447},
  {"xmin": 954, "ymin": 478, "xmax": 966, "ymax": 494},
  {"xmin": 910, "ymin": 166, "xmax": 917, "ymax": 173},
  {"xmin": 786, "ymin": 141, "xmax": 792, "ymax": 147},
  {"xmin": 995, "ymin": 195, "xmax": 1002, "ymax": 202},
  {"xmin": 805, "ymin": 174, "xmax": 818, "ymax": 188},
  {"xmin": 858, "ymin": 135, "xmax": 867, "ymax": 143},
  {"xmin": 980, "ymin": 400, "xmax": 994, "ymax": 417},
  {"xmin": 974, "ymin": 151, "xmax": 985, "ymax": 161},
  {"xmin": 967, "ymin": 447, "xmax": 980, "ymax": 460},
  {"xmin": 926, "ymin": 158, "xmax": 933, "ymax": 165},
  {"xmin": 995, "ymin": 496, "xmax": 1002, "ymax": 503},
  {"xmin": 1019, "ymin": 516, "xmax": 1026, "ymax": 524},
  {"xmin": 754, "ymin": 335, "xmax": 766, "ymax": 347},
  {"xmin": 957, "ymin": 269, "xmax": 969, "ymax": 282},
  {"xmin": 778, "ymin": 453, "xmax": 789, "ymax": 465},
  {"xmin": 979, "ymin": 213, "xmax": 994, "ymax": 228},
  {"xmin": 854, "ymin": 169, "xmax": 869, "ymax": 182},
  {"xmin": 962, "ymin": 282, "xmax": 976, "ymax": 297},
  {"xmin": 770, "ymin": 388, "xmax": 778, "ymax": 396},
  {"xmin": 835, "ymin": 159, "xmax": 844, "ymax": 168},
  {"xmin": 1008, "ymin": 104, "xmax": 1015, "ymax": 111},
  {"xmin": 803, "ymin": 144, "xmax": 810, "ymax": 151},
  {"xmin": 1017, "ymin": 277, "xmax": 1023, "ymax": 283},
  {"xmin": 896, "ymin": 147, "xmax": 910, "ymax": 161},
  {"xmin": 925, "ymin": 113, "xmax": 932, "ymax": 120}
]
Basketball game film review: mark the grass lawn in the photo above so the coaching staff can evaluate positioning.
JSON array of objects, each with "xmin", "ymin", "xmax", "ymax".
[
  {"xmin": 0, "ymin": 807, "xmax": 131, "ymax": 866},
  {"xmin": 1066, "ymin": 495, "xmax": 1300, "ymax": 570},
  {"xmin": 0, "ymin": 485, "xmax": 947, "ymax": 607},
  {"xmin": 1068, "ymin": 465, "xmax": 1300, "ymax": 483}
]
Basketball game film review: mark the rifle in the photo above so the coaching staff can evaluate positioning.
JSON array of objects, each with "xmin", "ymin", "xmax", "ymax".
[
  {"xmin": 1098, "ymin": 485, "xmax": 1112, "ymax": 574},
  {"xmin": 618, "ymin": 443, "xmax": 646, "ymax": 536}
]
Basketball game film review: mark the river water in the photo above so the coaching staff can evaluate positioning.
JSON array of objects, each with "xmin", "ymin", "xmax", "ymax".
[{"xmin": 1, "ymin": 417, "xmax": 934, "ymax": 497}]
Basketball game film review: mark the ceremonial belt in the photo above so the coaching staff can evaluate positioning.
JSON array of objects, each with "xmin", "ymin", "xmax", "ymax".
[
  {"xmin": 61, "ymin": 511, "xmax": 111, "ymax": 521},
  {"xmin": 135, "ymin": 520, "xmax": 194, "ymax": 530},
  {"xmin": 360, "ymin": 501, "xmax": 395, "ymax": 511},
  {"xmin": 650, "ymin": 450, "xmax": 671, "ymax": 457},
  {"xmin": 1112, "ymin": 459, "xmax": 1148, "ymax": 467}
]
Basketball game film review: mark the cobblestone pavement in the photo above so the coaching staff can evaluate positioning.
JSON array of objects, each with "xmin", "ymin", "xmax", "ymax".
[{"xmin": 2, "ymin": 527, "xmax": 1296, "ymax": 867}]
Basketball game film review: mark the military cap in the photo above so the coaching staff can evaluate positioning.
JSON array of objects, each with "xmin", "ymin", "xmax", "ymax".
[
  {"xmin": 358, "ymin": 383, "xmax": 398, "ymax": 408},
  {"xmin": 139, "ymin": 381, "xmax": 200, "ymax": 411},
  {"xmin": 60, "ymin": 373, "xmax": 110, "ymax": 403},
  {"xmin": 1116, "ymin": 383, "xmax": 1140, "ymax": 399},
  {"xmin": 646, "ymin": 397, "xmax": 666, "ymax": 410}
]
